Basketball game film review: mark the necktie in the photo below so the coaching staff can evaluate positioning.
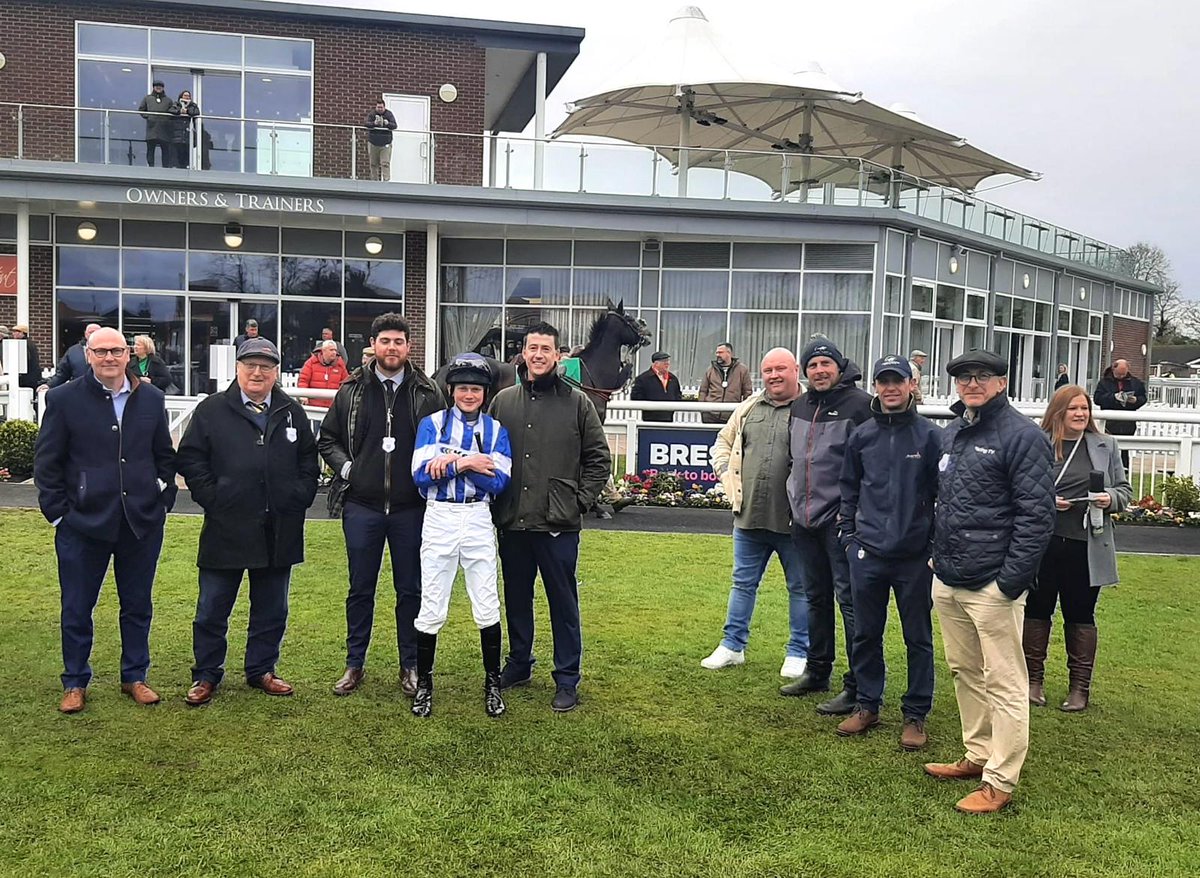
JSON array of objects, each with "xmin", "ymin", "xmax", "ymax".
[
  {"xmin": 246, "ymin": 400, "xmax": 268, "ymax": 414},
  {"xmin": 384, "ymin": 379, "xmax": 397, "ymax": 408}
]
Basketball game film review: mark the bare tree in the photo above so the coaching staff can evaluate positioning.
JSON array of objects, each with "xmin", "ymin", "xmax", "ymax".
[{"xmin": 1119, "ymin": 241, "xmax": 1172, "ymax": 286}]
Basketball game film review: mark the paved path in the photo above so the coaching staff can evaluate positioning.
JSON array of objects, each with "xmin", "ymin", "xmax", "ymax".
[{"xmin": 2, "ymin": 485, "xmax": 1197, "ymax": 555}]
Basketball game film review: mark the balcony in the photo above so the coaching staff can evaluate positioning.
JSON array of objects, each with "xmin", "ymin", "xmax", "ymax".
[{"xmin": 0, "ymin": 100, "xmax": 1135, "ymax": 279}]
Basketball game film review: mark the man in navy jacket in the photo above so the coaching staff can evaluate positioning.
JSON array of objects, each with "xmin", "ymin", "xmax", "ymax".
[
  {"xmin": 834, "ymin": 355, "xmax": 942, "ymax": 750},
  {"xmin": 34, "ymin": 327, "xmax": 177, "ymax": 714}
]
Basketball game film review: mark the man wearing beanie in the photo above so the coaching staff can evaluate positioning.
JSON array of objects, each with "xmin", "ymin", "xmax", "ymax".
[{"xmin": 781, "ymin": 337, "xmax": 872, "ymax": 715}]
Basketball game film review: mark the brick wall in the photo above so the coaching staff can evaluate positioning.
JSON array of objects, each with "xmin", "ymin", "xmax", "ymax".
[
  {"xmin": 0, "ymin": 245, "xmax": 52, "ymax": 360},
  {"xmin": 1110, "ymin": 315, "xmax": 1151, "ymax": 378},
  {"xmin": 0, "ymin": 0, "xmax": 486, "ymax": 183},
  {"xmin": 404, "ymin": 230, "xmax": 427, "ymax": 364}
]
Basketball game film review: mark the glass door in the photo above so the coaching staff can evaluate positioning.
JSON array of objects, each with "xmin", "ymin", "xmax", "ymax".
[
  {"xmin": 197, "ymin": 70, "xmax": 243, "ymax": 172},
  {"xmin": 188, "ymin": 298, "xmax": 233, "ymax": 395},
  {"xmin": 930, "ymin": 322, "xmax": 962, "ymax": 399},
  {"xmin": 384, "ymin": 94, "xmax": 431, "ymax": 183}
]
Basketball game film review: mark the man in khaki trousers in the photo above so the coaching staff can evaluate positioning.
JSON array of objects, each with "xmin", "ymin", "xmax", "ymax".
[{"xmin": 924, "ymin": 349, "xmax": 1055, "ymax": 814}]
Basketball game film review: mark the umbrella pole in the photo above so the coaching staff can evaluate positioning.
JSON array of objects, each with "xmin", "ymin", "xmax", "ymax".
[
  {"xmin": 798, "ymin": 101, "xmax": 813, "ymax": 203},
  {"xmin": 678, "ymin": 110, "xmax": 691, "ymax": 197}
]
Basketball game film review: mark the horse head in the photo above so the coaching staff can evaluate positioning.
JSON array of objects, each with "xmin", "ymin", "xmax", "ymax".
[{"xmin": 602, "ymin": 298, "xmax": 652, "ymax": 351}]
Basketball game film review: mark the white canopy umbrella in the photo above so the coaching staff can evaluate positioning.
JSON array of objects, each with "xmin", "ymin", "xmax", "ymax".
[{"xmin": 553, "ymin": 7, "xmax": 1037, "ymax": 197}]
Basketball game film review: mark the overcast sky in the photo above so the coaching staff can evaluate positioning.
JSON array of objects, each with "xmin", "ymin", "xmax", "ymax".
[{"xmin": 298, "ymin": 0, "xmax": 1197, "ymax": 294}]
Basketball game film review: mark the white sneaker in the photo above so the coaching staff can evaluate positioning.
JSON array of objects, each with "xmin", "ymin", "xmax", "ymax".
[
  {"xmin": 700, "ymin": 644, "xmax": 745, "ymax": 670},
  {"xmin": 780, "ymin": 656, "xmax": 808, "ymax": 679}
]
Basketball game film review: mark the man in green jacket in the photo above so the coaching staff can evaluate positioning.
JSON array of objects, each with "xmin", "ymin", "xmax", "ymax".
[{"xmin": 487, "ymin": 322, "xmax": 611, "ymax": 712}]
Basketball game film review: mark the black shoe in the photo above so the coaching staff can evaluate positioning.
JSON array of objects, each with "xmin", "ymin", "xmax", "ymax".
[
  {"xmin": 816, "ymin": 688, "xmax": 858, "ymax": 716},
  {"xmin": 594, "ymin": 506, "xmax": 614, "ymax": 520},
  {"xmin": 551, "ymin": 685, "xmax": 578, "ymax": 713},
  {"xmin": 499, "ymin": 666, "xmax": 533, "ymax": 690},
  {"xmin": 411, "ymin": 675, "xmax": 433, "ymax": 718},
  {"xmin": 779, "ymin": 670, "xmax": 830, "ymax": 697},
  {"xmin": 484, "ymin": 672, "xmax": 507, "ymax": 718}
]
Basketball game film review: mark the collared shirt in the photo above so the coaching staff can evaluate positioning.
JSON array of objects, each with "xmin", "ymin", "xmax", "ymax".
[
  {"xmin": 93, "ymin": 373, "xmax": 133, "ymax": 425},
  {"xmin": 240, "ymin": 389, "xmax": 272, "ymax": 410},
  {"xmin": 375, "ymin": 366, "xmax": 406, "ymax": 391},
  {"xmin": 736, "ymin": 395, "xmax": 794, "ymax": 534}
]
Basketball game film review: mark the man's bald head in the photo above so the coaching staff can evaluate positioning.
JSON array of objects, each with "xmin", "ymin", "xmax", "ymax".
[
  {"xmin": 88, "ymin": 327, "xmax": 125, "ymax": 348},
  {"xmin": 760, "ymin": 347, "xmax": 800, "ymax": 402},
  {"xmin": 84, "ymin": 323, "xmax": 102, "ymax": 339},
  {"xmin": 1113, "ymin": 358, "xmax": 1129, "ymax": 378}
]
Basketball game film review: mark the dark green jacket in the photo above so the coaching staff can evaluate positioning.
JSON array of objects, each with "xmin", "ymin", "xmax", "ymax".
[{"xmin": 487, "ymin": 368, "xmax": 610, "ymax": 532}]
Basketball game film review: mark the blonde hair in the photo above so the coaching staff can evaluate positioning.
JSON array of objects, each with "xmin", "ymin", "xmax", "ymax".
[
  {"xmin": 134, "ymin": 334, "xmax": 156, "ymax": 357},
  {"xmin": 1040, "ymin": 384, "xmax": 1097, "ymax": 461}
]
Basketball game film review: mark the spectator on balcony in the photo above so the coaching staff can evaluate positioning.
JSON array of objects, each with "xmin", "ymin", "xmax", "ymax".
[
  {"xmin": 908, "ymin": 349, "xmax": 928, "ymax": 404},
  {"xmin": 138, "ymin": 80, "xmax": 174, "ymax": 168},
  {"xmin": 132, "ymin": 335, "xmax": 173, "ymax": 392},
  {"xmin": 1094, "ymin": 359, "xmax": 1147, "ymax": 471},
  {"xmin": 365, "ymin": 100, "xmax": 398, "ymax": 182},
  {"xmin": 168, "ymin": 90, "xmax": 200, "ymax": 170},
  {"xmin": 630, "ymin": 351, "xmax": 682, "ymax": 423},
  {"xmin": 298, "ymin": 341, "xmax": 349, "ymax": 409},
  {"xmin": 321, "ymin": 327, "xmax": 349, "ymax": 366},
  {"xmin": 48, "ymin": 323, "xmax": 102, "ymax": 388},
  {"xmin": 699, "ymin": 343, "xmax": 753, "ymax": 424}
]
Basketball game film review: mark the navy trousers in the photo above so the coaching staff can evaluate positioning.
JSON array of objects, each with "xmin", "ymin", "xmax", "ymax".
[
  {"xmin": 498, "ymin": 530, "xmax": 582, "ymax": 688},
  {"xmin": 192, "ymin": 566, "xmax": 291, "ymax": 684},
  {"xmin": 792, "ymin": 521, "xmax": 857, "ymax": 693},
  {"xmin": 56, "ymin": 518, "xmax": 163, "ymax": 689},
  {"xmin": 342, "ymin": 500, "xmax": 424, "ymax": 670},
  {"xmin": 846, "ymin": 545, "xmax": 935, "ymax": 719}
]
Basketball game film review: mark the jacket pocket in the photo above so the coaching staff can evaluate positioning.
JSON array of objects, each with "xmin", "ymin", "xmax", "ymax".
[{"xmin": 547, "ymin": 477, "xmax": 581, "ymax": 528}]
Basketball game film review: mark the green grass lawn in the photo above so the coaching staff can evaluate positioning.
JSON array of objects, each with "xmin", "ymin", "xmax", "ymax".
[{"xmin": 2, "ymin": 509, "xmax": 1199, "ymax": 877}]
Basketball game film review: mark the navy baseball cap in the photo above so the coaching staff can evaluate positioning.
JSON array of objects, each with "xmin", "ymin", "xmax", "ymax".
[{"xmin": 872, "ymin": 354, "xmax": 912, "ymax": 381}]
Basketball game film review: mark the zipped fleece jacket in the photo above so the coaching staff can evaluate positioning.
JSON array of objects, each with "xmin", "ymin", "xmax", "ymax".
[
  {"xmin": 837, "ymin": 397, "xmax": 943, "ymax": 559},
  {"xmin": 487, "ymin": 367, "xmax": 610, "ymax": 532},
  {"xmin": 787, "ymin": 363, "xmax": 873, "ymax": 531},
  {"xmin": 932, "ymin": 393, "xmax": 1055, "ymax": 598}
]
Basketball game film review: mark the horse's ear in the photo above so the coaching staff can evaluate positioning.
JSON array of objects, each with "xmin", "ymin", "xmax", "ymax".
[
  {"xmin": 616, "ymin": 299, "xmax": 625, "ymax": 314},
  {"xmin": 605, "ymin": 297, "xmax": 616, "ymax": 312}
]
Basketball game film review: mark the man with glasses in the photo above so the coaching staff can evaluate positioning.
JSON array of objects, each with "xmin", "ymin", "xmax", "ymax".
[
  {"xmin": 34, "ymin": 328, "xmax": 177, "ymax": 713},
  {"xmin": 318, "ymin": 313, "xmax": 445, "ymax": 698},
  {"xmin": 177, "ymin": 338, "xmax": 319, "ymax": 707},
  {"xmin": 923, "ymin": 350, "xmax": 1054, "ymax": 814}
]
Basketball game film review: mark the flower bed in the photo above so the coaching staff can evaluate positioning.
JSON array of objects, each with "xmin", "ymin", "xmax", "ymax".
[
  {"xmin": 614, "ymin": 471, "xmax": 731, "ymax": 509},
  {"xmin": 1113, "ymin": 496, "xmax": 1200, "ymax": 528}
]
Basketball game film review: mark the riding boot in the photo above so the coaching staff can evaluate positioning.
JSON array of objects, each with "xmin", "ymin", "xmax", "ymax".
[
  {"xmin": 481, "ymin": 623, "xmax": 506, "ymax": 717},
  {"xmin": 1023, "ymin": 618, "xmax": 1052, "ymax": 707},
  {"xmin": 412, "ymin": 631, "xmax": 436, "ymax": 718},
  {"xmin": 1061, "ymin": 623, "xmax": 1097, "ymax": 712}
]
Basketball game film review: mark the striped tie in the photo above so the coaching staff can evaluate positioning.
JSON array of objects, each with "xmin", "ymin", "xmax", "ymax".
[{"xmin": 246, "ymin": 400, "xmax": 268, "ymax": 414}]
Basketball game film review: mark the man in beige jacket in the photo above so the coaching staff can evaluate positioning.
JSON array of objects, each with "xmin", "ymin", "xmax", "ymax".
[
  {"xmin": 701, "ymin": 348, "xmax": 809, "ymax": 679},
  {"xmin": 698, "ymin": 343, "xmax": 755, "ymax": 424}
]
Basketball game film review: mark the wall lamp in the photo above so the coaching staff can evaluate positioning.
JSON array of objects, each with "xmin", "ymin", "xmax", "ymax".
[
  {"xmin": 76, "ymin": 221, "xmax": 98, "ymax": 242},
  {"xmin": 223, "ymin": 222, "xmax": 244, "ymax": 249},
  {"xmin": 364, "ymin": 235, "xmax": 384, "ymax": 256}
]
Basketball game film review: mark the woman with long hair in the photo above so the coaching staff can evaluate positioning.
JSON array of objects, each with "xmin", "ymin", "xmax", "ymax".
[{"xmin": 1024, "ymin": 385, "xmax": 1131, "ymax": 712}]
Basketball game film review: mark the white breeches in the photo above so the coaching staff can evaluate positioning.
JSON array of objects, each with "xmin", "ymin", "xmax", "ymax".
[{"xmin": 415, "ymin": 500, "xmax": 500, "ymax": 634}]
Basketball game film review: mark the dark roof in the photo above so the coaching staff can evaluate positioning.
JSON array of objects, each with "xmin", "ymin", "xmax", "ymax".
[{"xmin": 1150, "ymin": 344, "xmax": 1200, "ymax": 365}]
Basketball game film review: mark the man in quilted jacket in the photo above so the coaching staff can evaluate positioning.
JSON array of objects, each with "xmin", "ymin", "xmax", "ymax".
[{"xmin": 923, "ymin": 349, "xmax": 1054, "ymax": 815}]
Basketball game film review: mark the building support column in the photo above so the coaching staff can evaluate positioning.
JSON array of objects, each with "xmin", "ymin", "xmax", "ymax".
[
  {"xmin": 424, "ymin": 222, "xmax": 439, "ymax": 374},
  {"xmin": 16, "ymin": 202, "xmax": 30, "ymax": 327},
  {"xmin": 533, "ymin": 52, "xmax": 547, "ymax": 190}
]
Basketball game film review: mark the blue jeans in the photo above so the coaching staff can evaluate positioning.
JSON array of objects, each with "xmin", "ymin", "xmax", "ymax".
[{"xmin": 721, "ymin": 528, "xmax": 809, "ymax": 657}]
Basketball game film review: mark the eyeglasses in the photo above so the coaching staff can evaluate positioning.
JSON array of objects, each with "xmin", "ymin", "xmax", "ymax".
[
  {"xmin": 88, "ymin": 346, "xmax": 128, "ymax": 359},
  {"xmin": 238, "ymin": 362, "xmax": 278, "ymax": 373},
  {"xmin": 954, "ymin": 372, "xmax": 995, "ymax": 386}
]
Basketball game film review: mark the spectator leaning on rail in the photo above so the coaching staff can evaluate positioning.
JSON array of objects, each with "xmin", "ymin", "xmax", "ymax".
[
  {"xmin": 923, "ymin": 349, "xmax": 1055, "ymax": 815},
  {"xmin": 698, "ymin": 342, "xmax": 754, "ymax": 424},
  {"xmin": 1093, "ymin": 359, "xmax": 1147, "ymax": 471},
  {"xmin": 630, "ymin": 351, "xmax": 683, "ymax": 423},
  {"xmin": 297, "ymin": 340, "xmax": 349, "ymax": 409},
  {"xmin": 780, "ymin": 337, "xmax": 872, "ymax": 717},
  {"xmin": 834, "ymin": 355, "xmax": 943, "ymax": 751},
  {"xmin": 1023, "ymin": 384, "xmax": 1131, "ymax": 714},
  {"xmin": 702, "ymin": 348, "xmax": 810, "ymax": 680},
  {"xmin": 410, "ymin": 353, "xmax": 513, "ymax": 719}
]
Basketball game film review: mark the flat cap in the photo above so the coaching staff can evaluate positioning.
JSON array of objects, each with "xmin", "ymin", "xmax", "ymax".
[
  {"xmin": 651, "ymin": 351, "xmax": 670, "ymax": 362},
  {"xmin": 236, "ymin": 337, "xmax": 280, "ymax": 363},
  {"xmin": 945, "ymin": 348, "xmax": 1007, "ymax": 377}
]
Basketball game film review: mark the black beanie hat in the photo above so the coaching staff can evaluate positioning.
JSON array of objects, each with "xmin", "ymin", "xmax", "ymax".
[{"xmin": 800, "ymin": 337, "xmax": 846, "ymax": 371}]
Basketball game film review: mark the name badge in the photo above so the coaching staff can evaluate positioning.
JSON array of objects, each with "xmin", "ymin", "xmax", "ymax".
[
  {"xmin": 857, "ymin": 547, "xmax": 866, "ymax": 560},
  {"xmin": 382, "ymin": 436, "xmax": 396, "ymax": 453},
  {"xmin": 721, "ymin": 380, "xmax": 728, "ymax": 389},
  {"xmin": 285, "ymin": 427, "xmax": 297, "ymax": 443},
  {"xmin": 938, "ymin": 453, "xmax": 951, "ymax": 472}
]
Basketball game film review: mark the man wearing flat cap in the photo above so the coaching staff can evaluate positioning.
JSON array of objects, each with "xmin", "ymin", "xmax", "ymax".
[
  {"xmin": 177, "ymin": 337, "xmax": 319, "ymax": 707},
  {"xmin": 923, "ymin": 349, "xmax": 1054, "ymax": 814},
  {"xmin": 138, "ymin": 80, "xmax": 173, "ymax": 168},
  {"xmin": 908, "ymin": 350, "xmax": 928, "ymax": 404},
  {"xmin": 630, "ymin": 351, "xmax": 682, "ymax": 423},
  {"xmin": 834, "ymin": 355, "xmax": 942, "ymax": 750},
  {"xmin": 781, "ymin": 337, "xmax": 872, "ymax": 714}
]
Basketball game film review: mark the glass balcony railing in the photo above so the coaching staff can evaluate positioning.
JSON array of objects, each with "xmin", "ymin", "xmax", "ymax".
[{"xmin": 0, "ymin": 101, "xmax": 1136, "ymax": 279}]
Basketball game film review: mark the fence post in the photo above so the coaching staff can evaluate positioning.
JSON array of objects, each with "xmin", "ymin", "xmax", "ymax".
[
  {"xmin": 625, "ymin": 420, "xmax": 637, "ymax": 476},
  {"xmin": 17, "ymin": 105, "xmax": 25, "ymax": 160},
  {"xmin": 350, "ymin": 128, "xmax": 357, "ymax": 180},
  {"xmin": 1180, "ymin": 437, "xmax": 1195, "ymax": 479}
]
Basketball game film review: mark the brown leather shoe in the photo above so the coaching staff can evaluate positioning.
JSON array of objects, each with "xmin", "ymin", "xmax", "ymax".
[
  {"xmin": 248, "ymin": 672, "xmax": 294, "ymax": 696},
  {"xmin": 900, "ymin": 718, "xmax": 928, "ymax": 751},
  {"xmin": 400, "ymin": 667, "xmax": 419, "ymax": 698},
  {"xmin": 186, "ymin": 680, "xmax": 216, "ymax": 706},
  {"xmin": 59, "ymin": 687, "xmax": 86, "ymax": 714},
  {"xmin": 924, "ymin": 758, "xmax": 984, "ymax": 780},
  {"xmin": 333, "ymin": 667, "xmax": 365, "ymax": 696},
  {"xmin": 835, "ymin": 708, "xmax": 879, "ymax": 737},
  {"xmin": 121, "ymin": 681, "xmax": 161, "ymax": 705},
  {"xmin": 955, "ymin": 782, "xmax": 1012, "ymax": 814}
]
